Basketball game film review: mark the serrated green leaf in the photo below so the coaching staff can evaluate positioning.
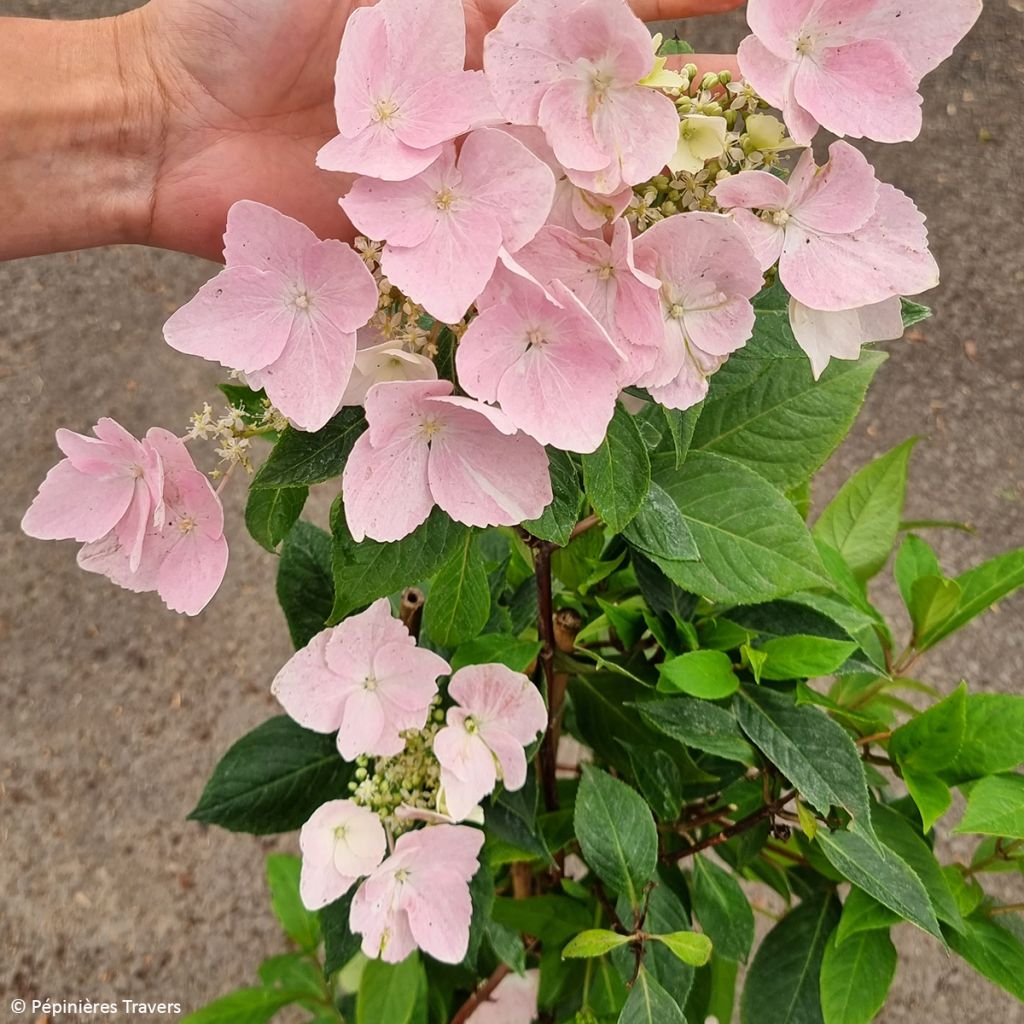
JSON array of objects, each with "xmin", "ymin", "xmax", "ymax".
[
  {"xmin": 422, "ymin": 532, "xmax": 490, "ymax": 647},
  {"xmin": 693, "ymin": 855, "xmax": 755, "ymax": 962},
  {"xmin": 909, "ymin": 575, "xmax": 962, "ymax": 641},
  {"xmin": 835, "ymin": 887, "xmax": 900, "ymax": 945},
  {"xmin": 894, "ymin": 534, "xmax": 943, "ymax": 608},
  {"xmin": 650, "ymin": 453, "xmax": 827, "ymax": 605},
  {"xmin": 619, "ymin": 741, "xmax": 684, "ymax": 821},
  {"xmin": 941, "ymin": 693, "xmax": 1024, "ymax": 783},
  {"xmin": 563, "ymin": 929, "xmax": 633, "ymax": 959},
  {"xmin": 492, "ymin": 895, "xmax": 594, "ymax": 946},
  {"xmin": 253, "ymin": 407, "xmax": 365, "ymax": 489},
  {"xmin": 619, "ymin": 969, "xmax": 686, "ymax": 1024},
  {"xmin": 189, "ymin": 717, "xmax": 351, "ymax": 835},
  {"xmin": 451, "ymin": 634, "xmax": 542, "ymax": 673},
  {"xmin": 655, "ymin": 932, "xmax": 712, "ymax": 967},
  {"xmin": 277, "ymin": 522, "xmax": 334, "ymax": 649},
  {"xmin": 640, "ymin": 696, "xmax": 755, "ymax": 765},
  {"xmin": 180, "ymin": 987, "xmax": 309, "ymax": 1024},
  {"xmin": 523, "ymin": 447, "xmax": 584, "ymax": 546},
  {"xmin": 735, "ymin": 687, "xmax": 872, "ymax": 834},
  {"xmin": 575, "ymin": 767, "xmax": 658, "ymax": 907},
  {"xmin": 756, "ymin": 635, "xmax": 858, "ymax": 681},
  {"xmin": 660, "ymin": 405, "xmax": 701, "ymax": 468},
  {"xmin": 246, "ymin": 485, "xmax": 308, "ymax": 552},
  {"xmin": 816, "ymin": 828, "xmax": 942, "ymax": 939},
  {"xmin": 889, "ymin": 682, "xmax": 967, "ymax": 775},
  {"xmin": 692, "ymin": 312, "xmax": 885, "ymax": 488},
  {"xmin": 357, "ymin": 954, "xmax": 425, "ymax": 1024},
  {"xmin": 945, "ymin": 914, "xmax": 1024, "ymax": 1002},
  {"xmin": 955, "ymin": 774, "xmax": 1024, "ymax": 840},
  {"xmin": 657, "ymin": 649, "xmax": 739, "ymax": 699},
  {"xmin": 903, "ymin": 771, "xmax": 953, "ymax": 832},
  {"xmin": 582, "ymin": 403, "xmax": 651, "ymax": 532},
  {"xmin": 320, "ymin": 893, "xmax": 359, "ymax": 976},
  {"xmin": 740, "ymin": 893, "xmax": 840, "ymax": 1024},
  {"xmin": 820, "ymin": 927, "xmax": 896, "ymax": 1024},
  {"xmin": 623, "ymin": 481, "xmax": 699, "ymax": 562},
  {"xmin": 266, "ymin": 854, "xmax": 320, "ymax": 953}
]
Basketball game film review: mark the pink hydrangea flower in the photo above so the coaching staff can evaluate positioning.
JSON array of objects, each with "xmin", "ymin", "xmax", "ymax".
[
  {"xmin": 272, "ymin": 598, "xmax": 449, "ymax": 760},
  {"xmin": 457, "ymin": 255, "xmax": 624, "ymax": 453},
  {"xmin": 342, "ymin": 380, "xmax": 553, "ymax": 543},
  {"xmin": 341, "ymin": 129, "xmax": 556, "ymax": 324},
  {"xmin": 468, "ymin": 970, "xmax": 540, "ymax": 1024},
  {"xmin": 25, "ymin": 422, "xmax": 229, "ymax": 616},
  {"xmin": 434, "ymin": 664, "xmax": 548, "ymax": 822},
  {"xmin": 317, "ymin": 0, "xmax": 498, "ymax": 180},
  {"xmin": 164, "ymin": 202, "xmax": 378, "ymax": 432},
  {"xmin": 342, "ymin": 328, "xmax": 439, "ymax": 407},
  {"xmin": 739, "ymin": 0, "xmax": 982, "ymax": 145},
  {"xmin": 484, "ymin": 0, "xmax": 679, "ymax": 193},
  {"xmin": 789, "ymin": 296, "xmax": 905, "ymax": 379},
  {"xmin": 632, "ymin": 212, "xmax": 764, "ymax": 410},
  {"xmin": 712, "ymin": 141, "xmax": 939, "ymax": 311},
  {"xmin": 349, "ymin": 824, "xmax": 485, "ymax": 964},
  {"xmin": 505, "ymin": 220, "xmax": 663, "ymax": 385},
  {"xmin": 298, "ymin": 800, "xmax": 388, "ymax": 911},
  {"xmin": 505, "ymin": 126, "xmax": 634, "ymax": 234}
]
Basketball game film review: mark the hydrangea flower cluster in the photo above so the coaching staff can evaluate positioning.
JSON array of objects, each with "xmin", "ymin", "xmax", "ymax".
[
  {"xmin": 20, "ymin": 0, "xmax": 982, "ymax": 595},
  {"xmin": 272, "ymin": 599, "xmax": 546, "ymax": 963}
]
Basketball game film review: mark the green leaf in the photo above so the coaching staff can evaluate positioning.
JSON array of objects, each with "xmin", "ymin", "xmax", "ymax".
[
  {"xmin": 619, "ymin": 969, "xmax": 686, "ymax": 1024},
  {"xmin": 692, "ymin": 855, "xmax": 755, "ymax": 962},
  {"xmin": 331, "ymin": 501, "xmax": 468, "ymax": 622},
  {"xmin": 692, "ymin": 312, "xmax": 885, "ymax": 488},
  {"xmin": 257, "ymin": 953, "xmax": 325, "ymax": 1000},
  {"xmin": 277, "ymin": 522, "xmax": 334, "ymax": 649},
  {"xmin": 451, "ymin": 634, "xmax": 542, "ymax": 673},
  {"xmin": 246, "ymin": 485, "xmax": 308, "ymax": 553},
  {"xmin": 942, "ymin": 693, "xmax": 1024, "ymax": 783},
  {"xmin": 492, "ymin": 895, "xmax": 594, "ymax": 946},
  {"xmin": 582, "ymin": 403, "xmax": 651, "ymax": 532},
  {"xmin": 908, "ymin": 576, "xmax": 962, "ymax": 642},
  {"xmin": 903, "ymin": 771, "xmax": 953, "ymax": 832},
  {"xmin": 266, "ymin": 854, "xmax": 320, "ymax": 953},
  {"xmin": 563, "ymin": 929, "xmax": 633, "ymax": 959},
  {"xmin": 623, "ymin": 481, "xmax": 699, "ymax": 562},
  {"xmin": 889, "ymin": 682, "xmax": 967, "ymax": 775},
  {"xmin": 575, "ymin": 766, "xmax": 658, "ymax": 907},
  {"xmin": 189, "ymin": 717, "xmax": 351, "ymax": 835},
  {"xmin": 901, "ymin": 299, "xmax": 932, "ymax": 327},
  {"xmin": 253, "ymin": 407, "xmax": 365, "ymax": 489},
  {"xmin": 573, "ymin": 675, "xmax": 661, "ymax": 774},
  {"xmin": 834, "ymin": 887, "xmax": 900, "ymax": 945},
  {"xmin": 917, "ymin": 547, "xmax": 1024, "ymax": 650},
  {"xmin": 422, "ymin": 532, "xmax": 490, "ymax": 647},
  {"xmin": 619, "ymin": 742, "xmax": 684, "ymax": 821},
  {"xmin": 820, "ymin": 927, "xmax": 897, "ymax": 1024},
  {"xmin": 756, "ymin": 635, "xmax": 858, "ymax": 681},
  {"xmin": 955, "ymin": 774, "xmax": 1024, "ymax": 840},
  {"xmin": 654, "ymin": 932, "xmax": 713, "ymax": 967},
  {"xmin": 522, "ymin": 448, "xmax": 584, "ymax": 547},
  {"xmin": 357, "ymin": 954, "xmax": 426, "ymax": 1024},
  {"xmin": 946, "ymin": 914, "xmax": 1024, "ymax": 1002},
  {"xmin": 740, "ymin": 893, "xmax": 840, "ymax": 1024},
  {"xmin": 813, "ymin": 439, "xmax": 917, "ymax": 579},
  {"xmin": 815, "ymin": 828, "xmax": 942, "ymax": 939},
  {"xmin": 658, "ymin": 649, "xmax": 739, "ymax": 699},
  {"xmin": 651, "ymin": 453, "xmax": 827, "ymax": 605},
  {"xmin": 660, "ymin": 405, "xmax": 701, "ymax": 469},
  {"xmin": 640, "ymin": 696, "xmax": 755, "ymax": 765},
  {"xmin": 894, "ymin": 534, "xmax": 943, "ymax": 608},
  {"xmin": 320, "ymin": 894, "xmax": 359, "ymax": 976},
  {"xmin": 180, "ymin": 987, "xmax": 309, "ymax": 1024},
  {"xmin": 735, "ymin": 687, "xmax": 872, "ymax": 833}
]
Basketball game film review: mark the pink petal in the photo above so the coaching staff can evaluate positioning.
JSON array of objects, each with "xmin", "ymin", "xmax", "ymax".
[
  {"xmin": 317, "ymin": 123, "xmax": 443, "ymax": 181},
  {"xmin": 648, "ymin": 343, "xmax": 727, "ymax": 412},
  {"xmin": 324, "ymin": 598, "xmax": 414, "ymax": 683},
  {"xmin": 406, "ymin": 866, "xmax": 476, "ymax": 963},
  {"xmin": 380, "ymin": 0, "xmax": 467, "ymax": 87},
  {"xmin": 272, "ymin": 633, "xmax": 354, "ymax": 734},
  {"xmin": 793, "ymin": 39, "xmax": 922, "ymax": 144},
  {"xmin": 436, "ymin": 728, "xmax": 498, "ymax": 820},
  {"xmin": 328, "ymin": 8, "xmax": 389, "ymax": 141},
  {"xmin": 363, "ymin": 378, "xmax": 454, "ymax": 448},
  {"xmin": 788, "ymin": 141, "xmax": 879, "ymax": 235},
  {"xmin": 746, "ymin": 0, "xmax": 818, "ymax": 59},
  {"xmin": 736, "ymin": 35, "xmax": 794, "ymax": 112},
  {"xmin": 22, "ymin": 460, "xmax": 135, "ymax": 543},
  {"xmin": 483, "ymin": 729, "xmax": 530, "ymax": 793},
  {"xmin": 337, "ymin": 687, "xmax": 389, "ymax": 759},
  {"xmin": 300, "ymin": 860, "xmax": 358, "ymax": 912},
  {"xmin": 223, "ymin": 200, "xmax": 319, "ymax": 278},
  {"xmin": 156, "ymin": 528, "xmax": 228, "ymax": 616},
  {"xmin": 684, "ymin": 298, "xmax": 758, "ymax": 358},
  {"xmin": 449, "ymin": 664, "xmax": 548, "ymax": 744},
  {"xmin": 712, "ymin": 169, "xmax": 791, "ymax": 212},
  {"xmin": 402, "ymin": 823, "xmax": 485, "ymax": 878},
  {"xmin": 468, "ymin": 971, "xmax": 539, "ymax": 1024},
  {"xmin": 539, "ymin": 78, "xmax": 608, "ymax": 173},
  {"xmin": 396, "ymin": 71, "xmax": 500, "ymax": 150},
  {"xmin": 425, "ymin": 397, "xmax": 553, "ymax": 528},
  {"xmin": 588, "ymin": 86, "xmax": 680, "ymax": 190},
  {"xmin": 727, "ymin": 209, "xmax": 786, "ymax": 273},
  {"xmin": 372, "ymin": 642, "xmax": 449, "ymax": 715},
  {"xmin": 341, "ymin": 429, "xmax": 434, "ymax": 543},
  {"xmin": 789, "ymin": 296, "xmax": 905, "ymax": 379}
]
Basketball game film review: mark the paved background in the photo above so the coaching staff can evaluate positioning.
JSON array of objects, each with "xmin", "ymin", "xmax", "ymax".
[{"xmin": 1, "ymin": 0, "xmax": 1022, "ymax": 1020}]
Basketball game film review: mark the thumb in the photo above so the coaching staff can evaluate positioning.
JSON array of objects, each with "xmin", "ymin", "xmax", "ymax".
[{"xmin": 629, "ymin": 0, "xmax": 746, "ymax": 19}]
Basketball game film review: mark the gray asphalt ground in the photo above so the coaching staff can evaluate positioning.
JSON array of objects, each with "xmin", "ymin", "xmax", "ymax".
[{"xmin": 1, "ymin": 1, "xmax": 1022, "ymax": 1021}]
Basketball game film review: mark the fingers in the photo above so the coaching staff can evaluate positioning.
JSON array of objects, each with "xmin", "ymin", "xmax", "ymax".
[{"xmin": 629, "ymin": 0, "xmax": 746, "ymax": 20}]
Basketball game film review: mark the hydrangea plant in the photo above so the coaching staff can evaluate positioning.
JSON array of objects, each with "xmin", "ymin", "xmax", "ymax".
[{"xmin": 22, "ymin": 0, "xmax": 1024, "ymax": 1022}]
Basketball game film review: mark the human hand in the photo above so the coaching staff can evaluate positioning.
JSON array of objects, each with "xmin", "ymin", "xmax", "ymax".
[{"xmin": 133, "ymin": 0, "xmax": 744, "ymax": 260}]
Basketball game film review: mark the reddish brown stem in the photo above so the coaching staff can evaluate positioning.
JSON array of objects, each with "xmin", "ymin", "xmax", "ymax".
[
  {"xmin": 532, "ymin": 538, "xmax": 561, "ymax": 813},
  {"xmin": 450, "ymin": 964, "xmax": 512, "ymax": 1024},
  {"xmin": 673, "ymin": 791, "xmax": 797, "ymax": 862}
]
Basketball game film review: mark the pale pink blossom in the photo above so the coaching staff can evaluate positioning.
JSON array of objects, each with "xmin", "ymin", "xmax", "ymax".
[
  {"xmin": 349, "ymin": 824, "xmax": 485, "ymax": 963},
  {"xmin": 457, "ymin": 255, "xmax": 624, "ymax": 453},
  {"xmin": 272, "ymin": 598, "xmax": 450, "ymax": 759},
  {"xmin": 342, "ymin": 329, "xmax": 439, "ymax": 407},
  {"xmin": 434, "ymin": 664, "xmax": 548, "ymax": 822},
  {"xmin": 712, "ymin": 142, "xmax": 939, "ymax": 311},
  {"xmin": 504, "ymin": 221, "xmax": 663, "ymax": 385},
  {"xmin": 298, "ymin": 800, "xmax": 388, "ymax": 911},
  {"xmin": 342, "ymin": 380, "xmax": 553, "ymax": 543},
  {"xmin": 789, "ymin": 296, "xmax": 905, "ymax": 379},
  {"xmin": 341, "ymin": 129, "xmax": 556, "ymax": 325},
  {"xmin": 484, "ymin": 0, "xmax": 679, "ymax": 193},
  {"xmin": 317, "ymin": 0, "xmax": 498, "ymax": 180},
  {"xmin": 504, "ymin": 126, "xmax": 634, "ymax": 234},
  {"xmin": 468, "ymin": 970, "xmax": 540, "ymax": 1024},
  {"xmin": 164, "ymin": 202, "xmax": 378, "ymax": 432},
  {"xmin": 632, "ymin": 212, "xmax": 764, "ymax": 410},
  {"xmin": 739, "ymin": 0, "xmax": 982, "ymax": 145}
]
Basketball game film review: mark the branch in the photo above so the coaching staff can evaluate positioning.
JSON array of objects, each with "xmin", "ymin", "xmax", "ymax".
[
  {"xmin": 449, "ymin": 964, "xmax": 512, "ymax": 1024},
  {"xmin": 673, "ymin": 791, "xmax": 797, "ymax": 862},
  {"xmin": 531, "ymin": 538, "xmax": 561, "ymax": 813}
]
